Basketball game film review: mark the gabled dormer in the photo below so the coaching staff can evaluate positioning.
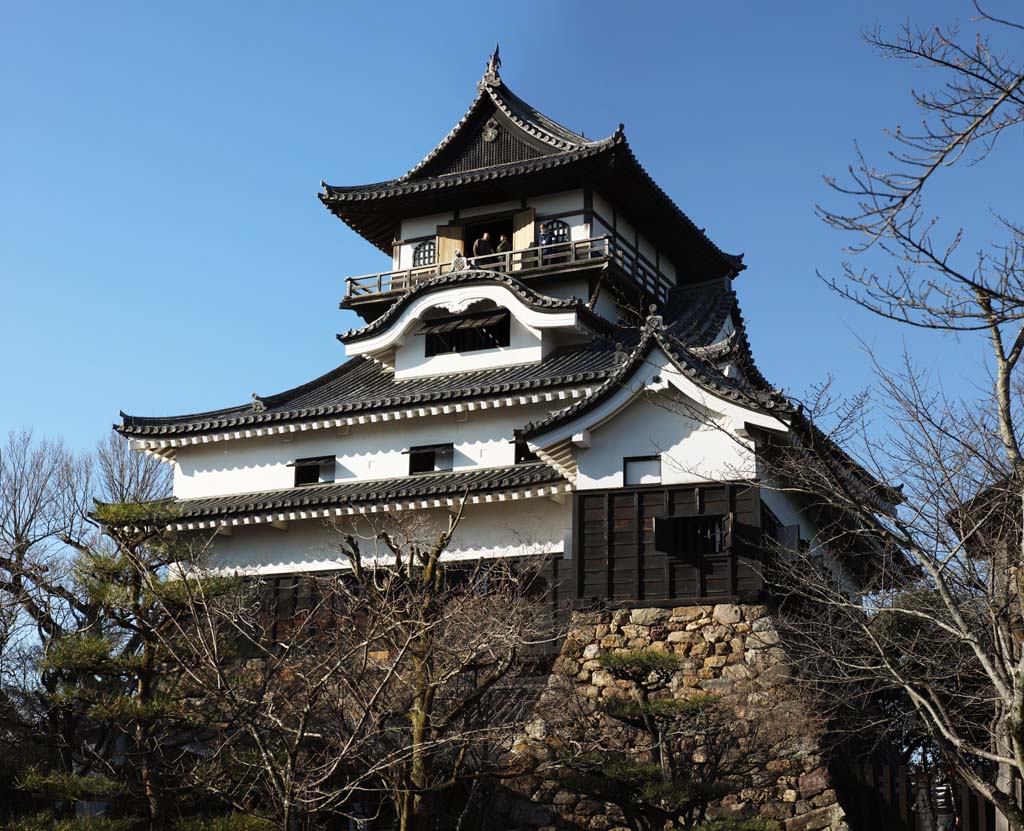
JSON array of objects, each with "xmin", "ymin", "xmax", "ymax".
[
  {"xmin": 320, "ymin": 47, "xmax": 743, "ymax": 323},
  {"xmin": 337, "ymin": 272, "xmax": 613, "ymax": 378}
]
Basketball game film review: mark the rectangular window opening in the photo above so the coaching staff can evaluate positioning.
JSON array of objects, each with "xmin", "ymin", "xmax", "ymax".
[
  {"xmin": 407, "ymin": 443, "xmax": 454, "ymax": 475},
  {"xmin": 423, "ymin": 310, "xmax": 511, "ymax": 357},
  {"xmin": 654, "ymin": 514, "xmax": 728, "ymax": 557},
  {"xmin": 290, "ymin": 456, "xmax": 336, "ymax": 487},
  {"xmin": 624, "ymin": 455, "xmax": 661, "ymax": 486}
]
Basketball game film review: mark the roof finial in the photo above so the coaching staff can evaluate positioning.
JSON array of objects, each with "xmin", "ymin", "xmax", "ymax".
[
  {"xmin": 484, "ymin": 43, "xmax": 502, "ymax": 85},
  {"xmin": 645, "ymin": 304, "xmax": 664, "ymax": 331}
]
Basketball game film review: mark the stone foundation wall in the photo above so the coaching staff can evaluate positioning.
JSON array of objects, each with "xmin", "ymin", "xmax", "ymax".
[{"xmin": 499, "ymin": 605, "xmax": 849, "ymax": 831}]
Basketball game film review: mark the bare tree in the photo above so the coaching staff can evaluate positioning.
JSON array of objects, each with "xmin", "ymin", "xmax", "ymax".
[
  {"xmin": 152, "ymin": 507, "xmax": 557, "ymax": 831},
  {"xmin": 744, "ymin": 4, "xmax": 1024, "ymax": 827}
]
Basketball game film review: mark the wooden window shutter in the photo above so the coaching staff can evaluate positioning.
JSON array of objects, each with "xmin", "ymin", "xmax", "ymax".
[
  {"xmin": 436, "ymin": 225, "xmax": 464, "ymax": 265},
  {"xmin": 722, "ymin": 512, "xmax": 734, "ymax": 551},
  {"xmin": 511, "ymin": 208, "xmax": 535, "ymax": 270}
]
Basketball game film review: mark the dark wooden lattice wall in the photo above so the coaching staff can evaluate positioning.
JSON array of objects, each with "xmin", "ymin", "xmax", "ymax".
[{"xmin": 573, "ymin": 483, "xmax": 765, "ymax": 606}]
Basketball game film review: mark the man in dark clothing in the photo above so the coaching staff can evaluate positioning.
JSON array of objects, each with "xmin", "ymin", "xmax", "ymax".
[
  {"xmin": 538, "ymin": 222, "xmax": 553, "ymax": 265},
  {"xmin": 493, "ymin": 232, "xmax": 509, "ymax": 270},
  {"xmin": 931, "ymin": 770, "xmax": 958, "ymax": 830},
  {"xmin": 472, "ymin": 232, "xmax": 493, "ymax": 263}
]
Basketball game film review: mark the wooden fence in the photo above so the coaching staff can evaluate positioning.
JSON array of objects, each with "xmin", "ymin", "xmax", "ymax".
[{"xmin": 841, "ymin": 763, "xmax": 998, "ymax": 831}]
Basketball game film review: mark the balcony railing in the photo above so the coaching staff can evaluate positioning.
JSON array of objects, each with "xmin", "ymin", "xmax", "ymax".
[{"xmin": 344, "ymin": 235, "xmax": 672, "ymax": 303}]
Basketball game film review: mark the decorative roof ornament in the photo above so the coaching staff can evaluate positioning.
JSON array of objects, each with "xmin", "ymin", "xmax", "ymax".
[
  {"xmin": 251, "ymin": 393, "xmax": 266, "ymax": 412},
  {"xmin": 483, "ymin": 43, "xmax": 501, "ymax": 86},
  {"xmin": 482, "ymin": 117, "xmax": 500, "ymax": 143},
  {"xmin": 614, "ymin": 342, "xmax": 628, "ymax": 365},
  {"xmin": 449, "ymin": 251, "xmax": 468, "ymax": 272},
  {"xmin": 645, "ymin": 303, "xmax": 664, "ymax": 331}
]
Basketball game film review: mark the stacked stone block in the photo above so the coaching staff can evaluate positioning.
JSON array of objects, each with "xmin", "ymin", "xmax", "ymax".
[{"xmin": 499, "ymin": 604, "xmax": 849, "ymax": 831}]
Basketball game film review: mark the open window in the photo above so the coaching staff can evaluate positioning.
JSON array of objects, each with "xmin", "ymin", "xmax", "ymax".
[
  {"xmin": 406, "ymin": 443, "xmax": 454, "ymax": 475},
  {"xmin": 654, "ymin": 513, "xmax": 732, "ymax": 557},
  {"xmin": 290, "ymin": 456, "xmax": 336, "ymax": 487},
  {"xmin": 465, "ymin": 216, "xmax": 513, "ymax": 262},
  {"xmin": 421, "ymin": 308, "xmax": 511, "ymax": 357},
  {"xmin": 624, "ymin": 455, "xmax": 661, "ymax": 485}
]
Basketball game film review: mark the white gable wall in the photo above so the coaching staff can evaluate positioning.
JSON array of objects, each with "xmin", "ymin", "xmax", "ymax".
[
  {"xmin": 759, "ymin": 478, "xmax": 859, "ymax": 595},
  {"xmin": 576, "ymin": 392, "xmax": 756, "ymax": 490},
  {"xmin": 173, "ymin": 401, "xmax": 558, "ymax": 500}
]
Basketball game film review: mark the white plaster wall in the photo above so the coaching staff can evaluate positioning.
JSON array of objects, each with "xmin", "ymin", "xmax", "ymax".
[
  {"xmin": 590, "ymin": 191, "xmax": 676, "ymax": 285},
  {"xmin": 591, "ymin": 216, "xmax": 612, "ymax": 240},
  {"xmin": 173, "ymin": 401, "xmax": 558, "ymax": 500},
  {"xmin": 576, "ymin": 392, "xmax": 756, "ymax": 490},
  {"xmin": 393, "ymin": 314, "xmax": 543, "ymax": 378},
  {"xmin": 639, "ymin": 236, "xmax": 657, "ymax": 266},
  {"xmin": 758, "ymin": 475, "xmax": 860, "ymax": 594},
  {"xmin": 617, "ymin": 215, "xmax": 637, "ymax": 247},
  {"xmin": 527, "ymin": 190, "xmax": 583, "ymax": 217},
  {"xmin": 538, "ymin": 279, "xmax": 619, "ymax": 322},
  {"xmin": 400, "ymin": 212, "xmax": 452, "ymax": 242},
  {"xmin": 461, "ymin": 200, "xmax": 521, "ymax": 219},
  {"xmin": 204, "ymin": 498, "xmax": 572, "ymax": 575}
]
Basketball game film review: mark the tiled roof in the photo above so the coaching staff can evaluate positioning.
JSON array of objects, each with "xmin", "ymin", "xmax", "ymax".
[
  {"xmin": 399, "ymin": 72, "xmax": 601, "ymax": 182},
  {"xmin": 154, "ymin": 462, "xmax": 566, "ymax": 524},
  {"xmin": 317, "ymin": 61, "xmax": 742, "ymax": 278},
  {"xmin": 118, "ymin": 341, "xmax": 619, "ymax": 438},
  {"xmin": 338, "ymin": 271, "xmax": 615, "ymax": 344},
  {"xmin": 118, "ymin": 280, "xmax": 741, "ymax": 440},
  {"xmin": 321, "ymin": 140, "xmax": 618, "ymax": 203},
  {"xmin": 518, "ymin": 311, "xmax": 795, "ymax": 442}
]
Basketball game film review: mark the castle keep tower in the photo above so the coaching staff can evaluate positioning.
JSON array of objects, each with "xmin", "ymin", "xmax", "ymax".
[
  {"xmin": 116, "ymin": 52, "xmax": 876, "ymax": 829},
  {"xmin": 117, "ymin": 51, "xmax": 838, "ymax": 601}
]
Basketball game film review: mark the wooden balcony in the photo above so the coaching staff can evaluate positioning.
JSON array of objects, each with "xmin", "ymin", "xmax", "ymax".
[{"xmin": 343, "ymin": 236, "xmax": 673, "ymax": 308}]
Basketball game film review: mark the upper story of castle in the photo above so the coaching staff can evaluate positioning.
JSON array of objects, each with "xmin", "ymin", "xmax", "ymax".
[{"xmin": 320, "ymin": 47, "xmax": 744, "ymax": 325}]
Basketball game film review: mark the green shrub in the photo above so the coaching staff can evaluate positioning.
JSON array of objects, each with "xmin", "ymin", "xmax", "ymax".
[
  {"xmin": 16, "ymin": 768, "xmax": 127, "ymax": 801},
  {"xmin": 596, "ymin": 648, "xmax": 681, "ymax": 680}
]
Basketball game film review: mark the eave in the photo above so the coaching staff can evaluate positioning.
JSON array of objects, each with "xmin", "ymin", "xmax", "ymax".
[{"xmin": 108, "ymin": 462, "xmax": 570, "ymax": 532}]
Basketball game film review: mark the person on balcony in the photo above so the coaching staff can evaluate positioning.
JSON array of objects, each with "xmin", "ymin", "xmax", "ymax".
[
  {"xmin": 472, "ymin": 232, "xmax": 494, "ymax": 267},
  {"xmin": 494, "ymin": 233, "xmax": 511, "ymax": 269},
  {"xmin": 538, "ymin": 222, "xmax": 553, "ymax": 266}
]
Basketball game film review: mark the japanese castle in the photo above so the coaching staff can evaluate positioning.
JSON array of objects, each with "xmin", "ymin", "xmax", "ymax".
[{"xmin": 116, "ymin": 50, "xmax": 875, "ymax": 606}]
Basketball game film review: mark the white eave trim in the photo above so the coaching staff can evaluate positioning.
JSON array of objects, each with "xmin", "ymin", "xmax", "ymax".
[{"xmin": 343, "ymin": 284, "xmax": 583, "ymax": 359}]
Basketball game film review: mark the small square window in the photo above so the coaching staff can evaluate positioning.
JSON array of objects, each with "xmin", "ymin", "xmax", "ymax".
[
  {"xmin": 624, "ymin": 456, "xmax": 661, "ymax": 486},
  {"xmin": 408, "ymin": 444, "xmax": 454, "ymax": 475},
  {"xmin": 291, "ymin": 456, "xmax": 336, "ymax": 487}
]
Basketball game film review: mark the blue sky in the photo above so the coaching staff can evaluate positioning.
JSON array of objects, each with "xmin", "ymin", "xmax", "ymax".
[{"xmin": 1, "ymin": 1, "xmax": 1019, "ymax": 451}]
